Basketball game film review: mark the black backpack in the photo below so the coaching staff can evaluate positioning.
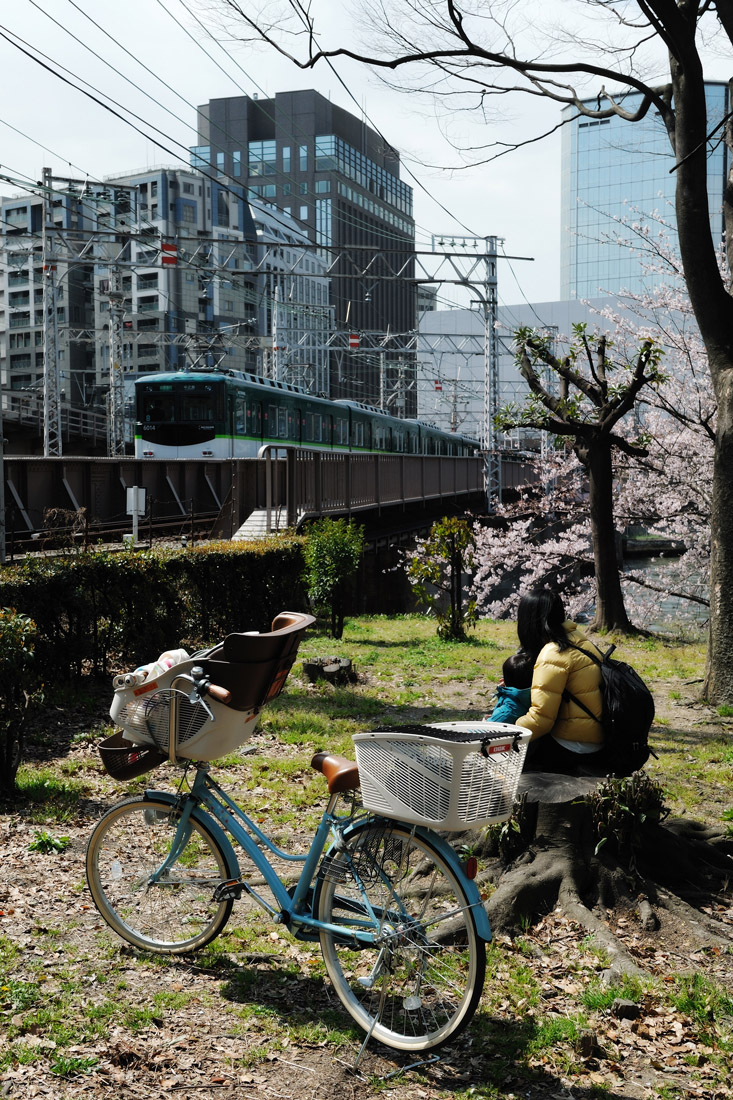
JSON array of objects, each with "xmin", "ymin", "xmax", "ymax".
[{"xmin": 563, "ymin": 643, "xmax": 656, "ymax": 776}]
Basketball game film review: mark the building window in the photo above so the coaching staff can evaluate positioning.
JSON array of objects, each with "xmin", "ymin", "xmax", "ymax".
[
  {"xmin": 315, "ymin": 198, "xmax": 332, "ymax": 246},
  {"xmin": 314, "ymin": 180, "xmax": 330, "ymax": 193},
  {"xmin": 183, "ymin": 182, "xmax": 194, "ymax": 194},
  {"xmin": 249, "ymin": 140, "xmax": 277, "ymax": 176},
  {"xmin": 248, "ymin": 185, "xmax": 276, "ymax": 200},
  {"xmin": 190, "ymin": 146, "xmax": 210, "ymax": 170},
  {"xmin": 299, "ymin": 205, "xmax": 309, "ymax": 222},
  {"xmin": 182, "ymin": 202, "xmax": 196, "ymax": 223},
  {"xmin": 216, "ymin": 152, "xmax": 225, "ymax": 176},
  {"xmin": 299, "ymin": 182, "xmax": 308, "ymax": 195},
  {"xmin": 233, "ymin": 151, "xmax": 241, "ymax": 176},
  {"xmin": 217, "ymin": 191, "xmax": 229, "ymax": 225},
  {"xmin": 282, "ymin": 146, "xmax": 291, "ymax": 173},
  {"xmin": 299, "ymin": 144, "xmax": 308, "ymax": 172}
]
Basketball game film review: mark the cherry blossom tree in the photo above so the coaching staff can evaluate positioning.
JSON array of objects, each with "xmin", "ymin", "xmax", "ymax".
[
  {"xmin": 493, "ymin": 327, "xmax": 664, "ymax": 631},
  {"xmin": 472, "ymin": 260, "xmax": 715, "ymax": 631}
]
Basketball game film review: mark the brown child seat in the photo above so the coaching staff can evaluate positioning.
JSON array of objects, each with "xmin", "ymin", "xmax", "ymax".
[{"xmin": 196, "ymin": 611, "xmax": 316, "ymax": 712}]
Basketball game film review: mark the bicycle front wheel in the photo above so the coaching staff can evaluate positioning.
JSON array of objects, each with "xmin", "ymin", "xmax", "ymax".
[
  {"xmin": 317, "ymin": 821, "xmax": 486, "ymax": 1052},
  {"xmin": 86, "ymin": 797, "xmax": 235, "ymax": 953}
]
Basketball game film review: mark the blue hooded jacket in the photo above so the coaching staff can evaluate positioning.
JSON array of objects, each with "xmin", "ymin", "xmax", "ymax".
[{"xmin": 487, "ymin": 684, "xmax": 531, "ymax": 725}]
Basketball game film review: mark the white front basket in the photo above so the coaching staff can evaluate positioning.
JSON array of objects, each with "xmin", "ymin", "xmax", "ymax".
[{"xmin": 353, "ymin": 722, "xmax": 531, "ymax": 830}]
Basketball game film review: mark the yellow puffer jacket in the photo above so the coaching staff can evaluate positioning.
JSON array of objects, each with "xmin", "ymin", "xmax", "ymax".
[{"xmin": 515, "ymin": 622, "xmax": 603, "ymax": 744}]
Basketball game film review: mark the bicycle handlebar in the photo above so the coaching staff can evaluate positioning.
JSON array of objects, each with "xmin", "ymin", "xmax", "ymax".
[{"xmin": 205, "ymin": 683, "xmax": 232, "ymax": 705}]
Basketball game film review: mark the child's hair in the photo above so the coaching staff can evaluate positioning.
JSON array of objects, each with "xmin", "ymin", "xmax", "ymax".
[{"xmin": 502, "ymin": 650, "xmax": 534, "ymax": 690}]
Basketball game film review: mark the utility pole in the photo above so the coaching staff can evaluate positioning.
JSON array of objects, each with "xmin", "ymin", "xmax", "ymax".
[
  {"xmin": 435, "ymin": 233, "xmax": 501, "ymax": 509},
  {"xmin": 42, "ymin": 167, "xmax": 62, "ymax": 457},
  {"xmin": 106, "ymin": 265, "xmax": 126, "ymax": 456},
  {"xmin": 481, "ymin": 236, "xmax": 501, "ymax": 508}
]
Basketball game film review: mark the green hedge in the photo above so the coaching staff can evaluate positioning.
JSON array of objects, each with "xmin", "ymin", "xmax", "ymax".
[{"xmin": 0, "ymin": 537, "xmax": 308, "ymax": 682}]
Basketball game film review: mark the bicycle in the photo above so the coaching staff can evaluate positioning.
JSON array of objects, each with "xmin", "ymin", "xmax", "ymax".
[{"xmin": 85, "ymin": 612, "xmax": 531, "ymax": 1054}]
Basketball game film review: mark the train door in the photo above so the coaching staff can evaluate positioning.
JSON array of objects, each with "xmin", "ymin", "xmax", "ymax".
[{"xmin": 225, "ymin": 392, "xmax": 236, "ymax": 458}]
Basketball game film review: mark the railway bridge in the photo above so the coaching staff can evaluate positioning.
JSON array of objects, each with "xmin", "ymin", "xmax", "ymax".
[{"xmin": 1, "ymin": 447, "xmax": 534, "ymax": 558}]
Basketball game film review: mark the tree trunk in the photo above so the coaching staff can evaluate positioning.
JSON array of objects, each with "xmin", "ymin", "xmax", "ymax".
[
  {"xmin": 585, "ymin": 441, "xmax": 633, "ymax": 632},
  {"xmin": 705, "ymin": 368, "xmax": 733, "ymax": 699},
  {"xmin": 672, "ymin": 66, "xmax": 733, "ymax": 701}
]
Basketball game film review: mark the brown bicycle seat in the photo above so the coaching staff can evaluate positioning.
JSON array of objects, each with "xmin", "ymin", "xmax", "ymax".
[{"xmin": 311, "ymin": 751, "xmax": 361, "ymax": 794}]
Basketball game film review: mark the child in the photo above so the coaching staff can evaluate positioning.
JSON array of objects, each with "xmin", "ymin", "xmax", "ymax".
[{"xmin": 485, "ymin": 650, "xmax": 533, "ymax": 725}]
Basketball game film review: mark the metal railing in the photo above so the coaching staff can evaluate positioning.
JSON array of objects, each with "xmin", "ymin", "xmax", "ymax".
[{"xmin": 259, "ymin": 444, "xmax": 485, "ymax": 533}]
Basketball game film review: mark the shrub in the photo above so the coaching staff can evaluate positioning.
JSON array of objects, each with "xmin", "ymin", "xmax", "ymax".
[
  {"xmin": 589, "ymin": 771, "xmax": 670, "ymax": 866},
  {"xmin": 0, "ymin": 608, "xmax": 43, "ymax": 793},
  {"xmin": 405, "ymin": 516, "xmax": 478, "ymax": 640},
  {"xmin": 304, "ymin": 519, "xmax": 365, "ymax": 639},
  {"xmin": 0, "ymin": 538, "xmax": 308, "ymax": 683}
]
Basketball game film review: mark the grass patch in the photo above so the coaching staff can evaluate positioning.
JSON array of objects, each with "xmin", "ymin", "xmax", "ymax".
[
  {"xmin": 668, "ymin": 972, "xmax": 733, "ymax": 1042},
  {"xmin": 581, "ymin": 974, "xmax": 649, "ymax": 1010},
  {"xmin": 14, "ymin": 767, "xmax": 84, "ymax": 821}
]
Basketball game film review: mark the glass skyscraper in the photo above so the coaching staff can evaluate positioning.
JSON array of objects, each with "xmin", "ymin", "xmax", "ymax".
[{"xmin": 561, "ymin": 82, "xmax": 729, "ymax": 298}]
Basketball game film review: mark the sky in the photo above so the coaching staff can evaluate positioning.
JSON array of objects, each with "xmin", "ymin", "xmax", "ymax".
[{"xmin": 2, "ymin": 1, "xmax": 727, "ymax": 315}]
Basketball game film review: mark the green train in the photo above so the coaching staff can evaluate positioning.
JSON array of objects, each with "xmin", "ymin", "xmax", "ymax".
[{"xmin": 135, "ymin": 370, "xmax": 481, "ymax": 460}]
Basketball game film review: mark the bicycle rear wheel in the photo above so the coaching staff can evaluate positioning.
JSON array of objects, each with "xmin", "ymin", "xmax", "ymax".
[
  {"xmin": 317, "ymin": 821, "xmax": 486, "ymax": 1052},
  {"xmin": 86, "ymin": 797, "xmax": 235, "ymax": 953}
]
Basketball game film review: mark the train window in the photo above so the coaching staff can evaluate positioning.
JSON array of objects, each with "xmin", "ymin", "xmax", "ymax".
[
  {"xmin": 181, "ymin": 394, "xmax": 217, "ymax": 422},
  {"xmin": 247, "ymin": 402, "xmax": 262, "ymax": 436},
  {"xmin": 354, "ymin": 421, "xmax": 364, "ymax": 448},
  {"xmin": 235, "ymin": 396, "xmax": 246, "ymax": 435},
  {"xmin": 336, "ymin": 416, "xmax": 348, "ymax": 445},
  {"xmin": 277, "ymin": 406, "xmax": 287, "ymax": 439},
  {"xmin": 141, "ymin": 395, "xmax": 168, "ymax": 422}
]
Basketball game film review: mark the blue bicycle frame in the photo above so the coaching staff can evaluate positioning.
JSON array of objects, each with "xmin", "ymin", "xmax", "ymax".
[{"xmin": 141, "ymin": 765, "xmax": 492, "ymax": 946}]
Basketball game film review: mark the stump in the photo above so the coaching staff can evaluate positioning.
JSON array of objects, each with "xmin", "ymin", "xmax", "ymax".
[{"xmin": 302, "ymin": 656, "xmax": 357, "ymax": 685}]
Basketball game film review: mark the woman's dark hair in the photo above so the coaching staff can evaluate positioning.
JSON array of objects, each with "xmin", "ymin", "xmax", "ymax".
[{"xmin": 516, "ymin": 588, "xmax": 568, "ymax": 660}]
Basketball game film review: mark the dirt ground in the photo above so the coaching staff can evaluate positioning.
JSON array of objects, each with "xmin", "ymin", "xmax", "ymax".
[{"xmin": 1, "ymin": 673, "xmax": 731, "ymax": 1100}]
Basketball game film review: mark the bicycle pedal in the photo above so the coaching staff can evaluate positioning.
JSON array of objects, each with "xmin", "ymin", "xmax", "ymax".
[{"xmin": 213, "ymin": 878, "xmax": 243, "ymax": 901}]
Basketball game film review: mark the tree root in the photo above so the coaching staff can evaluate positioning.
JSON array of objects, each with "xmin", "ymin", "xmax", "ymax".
[
  {"xmin": 481, "ymin": 796, "xmax": 732, "ymax": 974},
  {"xmin": 486, "ymin": 842, "xmax": 644, "ymax": 977},
  {"xmin": 652, "ymin": 884, "xmax": 733, "ymax": 949}
]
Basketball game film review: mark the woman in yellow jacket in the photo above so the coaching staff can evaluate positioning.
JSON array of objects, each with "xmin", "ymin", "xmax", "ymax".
[{"xmin": 513, "ymin": 588, "xmax": 610, "ymax": 776}]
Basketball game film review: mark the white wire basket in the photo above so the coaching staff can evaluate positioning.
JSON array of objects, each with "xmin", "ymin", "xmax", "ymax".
[
  {"xmin": 110, "ymin": 661, "xmax": 260, "ymax": 763},
  {"xmin": 353, "ymin": 722, "xmax": 531, "ymax": 830}
]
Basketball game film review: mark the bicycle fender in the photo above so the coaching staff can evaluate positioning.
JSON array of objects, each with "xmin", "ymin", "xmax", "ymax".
[
  {"xmin": 142, "ymin": 789, "xmax": 241, "ymax": 880},
  {"xmin": 413, "ymin": 826, "xmax": 492, "ymax": 943},
  {"xmin": 341, "ymin": 818, "xmax": 492, "ymax": 944}
]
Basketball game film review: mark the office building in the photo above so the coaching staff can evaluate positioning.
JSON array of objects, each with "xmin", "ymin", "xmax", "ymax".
[
  {"xmin": 193, "ymin": 90, "xmax": 417, "ymax": 413},
  {"xmin": 561, "ymin": 82, "xmax": 729, "ymax": 298}
]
